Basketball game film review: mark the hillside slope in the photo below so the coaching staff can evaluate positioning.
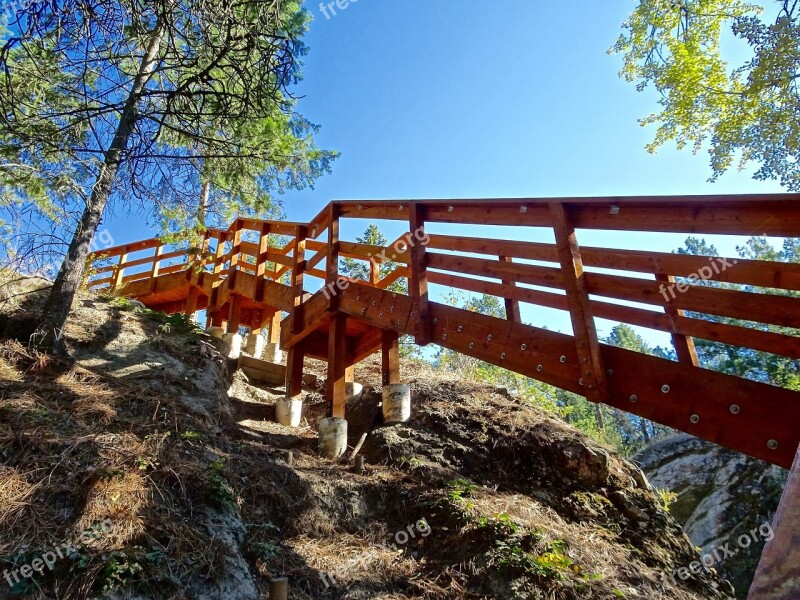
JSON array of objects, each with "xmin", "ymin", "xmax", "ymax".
[{"xmin": 0, "ymin": 278, "xmax": 735, "ymax": 599}]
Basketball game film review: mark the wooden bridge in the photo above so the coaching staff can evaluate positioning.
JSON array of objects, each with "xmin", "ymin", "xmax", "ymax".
[{"xmin": 85, "ymin": 194, "xmax": 800, "ymax": 469}]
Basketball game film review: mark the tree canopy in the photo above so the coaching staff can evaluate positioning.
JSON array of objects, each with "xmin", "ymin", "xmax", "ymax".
[{"xmin": 613, "ymin": 0, "xmax": 800, "ymax": 189}]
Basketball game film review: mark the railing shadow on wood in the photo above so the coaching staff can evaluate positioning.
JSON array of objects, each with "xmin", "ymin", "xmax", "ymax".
[{"xmin": 84, "ymin": 194, "xmax": 800, "ymax": 467}]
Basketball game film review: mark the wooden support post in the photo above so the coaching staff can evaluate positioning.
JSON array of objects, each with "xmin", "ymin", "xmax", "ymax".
[
  {"xmin": 185, "ymin": 287, "xmax": 199, "ymax": 321},
  {"xmin": 656, "ymin": 273, "xmax": 699, "ymax": 366},
  {"xmin": 345, "ymin": 364, "xmax": 355, "ymax": 384},
  {"xmin": 285, "ymin": 343, "xmax": 305, "ymax": 400},
  {"xmin": 268, "ymin": 309, "xmax": 281, "ymax": 345},
  {"xmin": 291, "ymin": 225, "xmax": 307, "ymax": 334},
  {"xmin": 549, "ymin": 202, "xmax": 609, "ymax": 401},
  {"xmin": 409, "ymin": 203, "xmax": 431, "ymax": 346},
  {"xmin": 370, "ymin": 260, "xmax": 381, "ymax": 287},
  {"xmin": 227, "ymin": 295, "xmax": 242, "ymax": 334},
  {"xmin": 381, "ymin": 329, "xmax": 401, "ymax": 387},
  {"xmin": 499, "ymin": 256, "xmax": 521, "ymax": 323},
  {"xmin": 327, "ymin": 313, "xmax": 348, "ymax": 418},
  {"xmin": 748, "ymin": 443, "xmax": 800, "ymax": 599},
  {"xmin": 326, "ymin": 203, "xmax": 341, "ymax": 311}
]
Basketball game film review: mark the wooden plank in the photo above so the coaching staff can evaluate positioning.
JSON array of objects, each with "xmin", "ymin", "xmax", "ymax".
[
  {"xmin": 375, "ymin": 267, "xmax": 409, "ymax": 290},
  {"xmin": 409, "ymin": 203, "xmax": 431, "ymax": 345},
  {"xmin": 339, "ymin": 240, "xmax": 410, "ymax": 265},
  {"xmin": 550, "ymin": 202, "xmax": 608, "ymax": 400},
  {"xmin": 268, "ymin": 309, "xmax": 281, "ymax": 345},
  {"xmin": 327, "ymin": 313, "xmax": 348, "ymax": 418},
  {"xmin": 590, "ymin": 300, "xmax": 800, "ymax": 360},
  {"xmin": 427, "ymin": 234, "xmax": 558, "ymax": 263},
  {"xmin": 427, "ymin": 252, "xmax": 564, "ymax": 290},
  {"xmin": 499, "ymin": 256, "xmax": 521, "ymax": 323},
  {"xmin": 585, "ymin": 272, "xmax": 800, "ymax": 329},
  {"xmin": 427, "ymin": 271, "xmax": 568, "ymax": 312},
  {"xmin": 111, "ymin": 253, "xmax": 128, "ymax": 292},
  {"xmin": 656, "ymin": 274, "xmax": 699, "ymax": 366},
  {"xmin": 150, "ymin": 245, "xmax": 164, "ymax": 279},
  {"xmin": 382, "ymin": 329, "xmax": 400, "ymax": 386}
]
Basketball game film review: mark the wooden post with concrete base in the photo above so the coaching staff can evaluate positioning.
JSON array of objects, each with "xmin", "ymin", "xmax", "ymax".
[
  {"xmin": 277, "ymin": 343, "xmax": 304, "ymax": 428},
  {"xmin": 381, "ymin": 329, "xmax": 410, "ymax": 423},
  {"xmin": 319, "ymin": 313, "xmax": 348, "ymax": 459},
  {"xmin": 748, "ymin": 443, "xmax": 800, "ymax": 599}
]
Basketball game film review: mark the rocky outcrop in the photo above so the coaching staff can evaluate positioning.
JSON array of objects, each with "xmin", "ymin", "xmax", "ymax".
[{"xmin": 634, "ymin": 433, "xmax": 787, "ymax": 598}]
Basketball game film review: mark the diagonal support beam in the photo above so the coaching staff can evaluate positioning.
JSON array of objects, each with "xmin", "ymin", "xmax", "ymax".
[
  {"xmin": 655, "ymin": 274, "xmax": 699, "ymax": 366},
  {"xmin": 549, "ymin": 202, "xmax": 609, "ymax": 401}
]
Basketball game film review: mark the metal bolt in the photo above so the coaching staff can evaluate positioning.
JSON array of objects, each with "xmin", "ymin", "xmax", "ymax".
[
  {"xmin": 581, "ymin": 357, "xmax": 589, "ymax": 364},
  {"xmin": 433, "ymin": 318, "xmax": 438, "ymax": 324},
  {"xmin": 487, "ymin": 334, "xmax": 493, "ymax": 341},
  {"xmin": 500, "ymin": 353, "xmax": 506, "ymax": 360},
  {"xmin": 690, "ymin": 414, "xmax": 700, "ymax": 424},
  {"xmin": 398, "ymin": 205, "xmax": 404, "ymax": 210},
  {"xmin": 520, "ymin": 343, "xmax": 527, "ymax": 350},
  {"xmin": 585, "ymin": 370, "xmax": 592, "ymax": 376},
  {"xmin": 560, "ymin": 355, "xmax": 566, "ymax": 363},
  {"xmin": 442, "ymin": 333, "xmax": 447, "ymax": 340},
  {"xmin": 730, "ymin": 404, "xmax": 741, "ymax": 415},
  {"xmin": 447, "ymin": 205, "xmax": 454, "ymax": 212},
  {"xmin": 579, "ymin": 378, "xmax": 584, "ymax": 386},
  {"xmin": 457, "ymin": 325, "xmax": 463, "ymax": 332},
  {"xmin": 469, "ymin": 342, "xmax": 475, "ymax": 349},
  {"xmin": 520, "ymin": 206, "xmax": 528, "ymax": 213},
  {"xmin": 537, "ymin": 364, "xmax": 543, "ymax": 372},
  {"xmin": 661, "ymin": 384, "xmax": 670, "ymax": 394},
  {"xmin": 767, "ymin": 439, "xmax": 779, "ymax": 450},
  {"xmin": 629, "ymin": 394, "xmax": 638, "ymax": 403},
  {"xmin": 378, "ymin": 313, "xmax": 383, "ymax": 318},
  {"xmin": 606, "ymin": 369, "xmax": 614, "ymax": 376}
]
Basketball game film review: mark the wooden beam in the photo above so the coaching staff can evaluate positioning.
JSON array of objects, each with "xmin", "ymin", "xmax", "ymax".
[
  {"xmin": 268, "ymin": 309, "xmax": 281, "ymax": 345},
  {"xmin": 499, "ymin": 256, "xmax": 521, "ymax": 323},
  {"xmin": 327, "ymin": 313, "xmax": 348, "ymax": 418},
  {"xmin": 656, "ymin": 274, "xmax": 699, "ymax": 366},
  {"xmin": 408, "ymin": 202, "xmax": 431, "ymax": 345},
  {"xmin": 185, "ymin": 286, "xmax": 200, "ymax": 320},
  {"xmin": 427, "ymin": 252, "xmax": 563, "ymax": 290},
  {"xmin": 748, "ymin": 443, "xmax": 800, "ymax": 600},
  {"xmin": 549, "ymin": 202, "xmax": 608, "ymax": 400},
  {"xmin": 382, "ymin": 329, "xmax": 400, "ymax": 387}
]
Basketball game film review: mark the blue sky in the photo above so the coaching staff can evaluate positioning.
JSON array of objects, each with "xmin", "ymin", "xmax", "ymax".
[{"xmin": 112, "ymin": 0, "xmax": 786, "ymax": 345}]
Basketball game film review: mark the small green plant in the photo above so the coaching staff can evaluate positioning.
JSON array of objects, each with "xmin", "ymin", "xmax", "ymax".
[
  {"xmin": 206, "ymin": 458, "xmax": 235, "ymax": 507},
  {"xmin": 100, "ymin": 552, "xmax": 144, "ymax": 594},
  {"xmin": 655, "ymin": 488, "xmax": 679, "ymax": 512},
  {"xmin": 179, "ymin": 431, "xmax": 201, "ymax": 441}
]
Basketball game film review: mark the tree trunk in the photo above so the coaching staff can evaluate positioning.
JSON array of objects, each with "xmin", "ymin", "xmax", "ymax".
[
  {"xmin": 594, "ymin": 404, "xmax": 606, "ymax": 432},
  {"xmin": 639, "ymin": 417, "xmax": 651, "ymax": 444},
  {"xmin": 38, "ymin": 23, "xmax": 165, "ymax": 354}
]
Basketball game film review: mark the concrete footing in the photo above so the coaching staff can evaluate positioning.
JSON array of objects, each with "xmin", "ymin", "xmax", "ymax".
[
  {"xmin": 207, "ymin": 326, "xmax": 224, "ymax": 339},
  {"xmin": 276, "ymin": 397, "xmax": 303, "ymax": 428},
  {"xmin": 383, "ymin": 383, "xmax": 411, "ymax": 424},
  {"xmin": 346, "ymin": 381, "xmax": 363, "ymax": 401},
  {"xmin": 263, "ymin": 342, "xmax": 283, "ymax": 364},
  {"xmin": 244, "ymin": 333, "xmax": 265, "ymax": 359},
  {"xmin": 319, "ymin": 417, "xmax": 348, "ymax": 459},
  {"xmin": 221, "ymin": 333, "xmax": 242, "ymax": 360}
]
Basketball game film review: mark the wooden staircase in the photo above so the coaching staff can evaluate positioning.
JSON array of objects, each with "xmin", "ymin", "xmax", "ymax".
[{"xmin": 85, "ymin": 194, "xmax": 800, "ymax": 468}]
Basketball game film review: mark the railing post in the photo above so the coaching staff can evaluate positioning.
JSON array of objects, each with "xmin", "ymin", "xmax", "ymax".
[
  {"xmin": 325, "ymin": 203, "xmax": 341, "ymax": 310},
  {"xmin": 290, "ymin": 225, "xmax": 307, "ymax": 334},
  {"xmin": 549, "ymin": 202, "xmax": 609, "ymax": 402},
  {"xmin": 230, "ymin": 220, "xmax": 243, "ymax": 273},
  {"xmin": 111, "ymin": 248, "xmax": 128, "ymax": 293},
  {"xmin": 257, "ymin": 222, "xmax": 271, "ymax": 278},
  {"xmin": 213, "ymin": 232, "xmax": 225, "ymax": 275},
  {"xmin": 409, "ymin": 203, "xmax": 431, "ymax": 345},
  {"xmin": 499, "ymin": 255, "xmax": 521, "ymax": 323}
]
